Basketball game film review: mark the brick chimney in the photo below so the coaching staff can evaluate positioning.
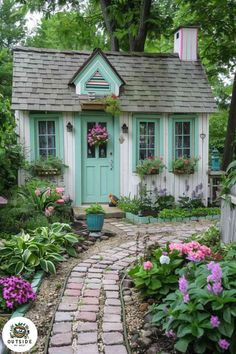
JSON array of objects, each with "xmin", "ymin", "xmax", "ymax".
[{"xmin": 174, "ymin": 26, "xmax": 198, "ymax": 61}]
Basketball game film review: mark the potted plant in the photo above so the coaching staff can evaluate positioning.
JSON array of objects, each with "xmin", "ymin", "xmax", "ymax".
[
  {"xmin": 85, "ymin": 203, "xmax": 105, "ymax": 232},
  {"xmin": 136, "ymin": 157, "xmax": 165, "ymax": 180},
  {"xmin": 27, "ymin": 157, "xmax": 67, "ymax": 177},
  {"xmin": 172, "ymin": 157, "xmax": 199, "ymax": 175}
]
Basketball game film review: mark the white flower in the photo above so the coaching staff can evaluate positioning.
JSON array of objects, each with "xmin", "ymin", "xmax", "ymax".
[{"xmin": 159, "ymin": 255, "xmax": 170, "ymax": 264}]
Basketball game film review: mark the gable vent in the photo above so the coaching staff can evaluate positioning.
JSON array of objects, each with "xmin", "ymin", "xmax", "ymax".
[{"xmin": 85, "ymin": 70, "xmax": 110, "ymax": 91}]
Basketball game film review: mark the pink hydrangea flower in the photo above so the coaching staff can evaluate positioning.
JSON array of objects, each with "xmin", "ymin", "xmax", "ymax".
[
  {"xmin": 56, "ymin": 187, "xmax": 65, "ymax": 194},
  {"xmin": 143, "ymin": 261, "xmax": 153, "ymax": 270},
  {"xmin": 218, "ymin": 339, "xmax": 230, "ymax": 350},
  {"xmin": 210, "ymin": 315, "xmax": 220, "ymax": 328},
  {"xmin": 35, "ymin": 189, "xmax": 41, "ymax": 196},
  {"xmin": 56, "ymin": 199, "xmax": 65, "ymax": 204}
]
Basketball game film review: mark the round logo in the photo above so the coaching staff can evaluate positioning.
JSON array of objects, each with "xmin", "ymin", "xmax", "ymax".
[{"xmin": 2, "ymin": 317, "xmax": 38, "ymax": 353}]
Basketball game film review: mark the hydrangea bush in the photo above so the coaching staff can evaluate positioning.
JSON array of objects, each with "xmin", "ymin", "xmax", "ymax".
[{"xmin": 0, "ymin": 276, "xmax": 36, "ymax": 311}]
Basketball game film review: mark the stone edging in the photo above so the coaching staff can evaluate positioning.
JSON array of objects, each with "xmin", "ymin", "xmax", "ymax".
[{"xmin": 125, "ymin": 212, "xmax": 220, "ymax": 224}]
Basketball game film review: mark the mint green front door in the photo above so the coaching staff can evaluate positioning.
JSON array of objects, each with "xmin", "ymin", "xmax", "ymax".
[{"xmin": 82, "ymin": 116, "xmax": 115, "ymax": 203}]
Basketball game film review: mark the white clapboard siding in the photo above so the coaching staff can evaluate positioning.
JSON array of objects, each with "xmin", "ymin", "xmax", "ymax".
[
  {"xmin": 120, "ymin": 113, "xmax": 209, "ymax": 204},
  {"xmin": 221, "ymin": 185, "xmax": 236, "ymax": 243}
]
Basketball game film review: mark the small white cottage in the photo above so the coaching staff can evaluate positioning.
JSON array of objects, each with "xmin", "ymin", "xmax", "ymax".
[{"xmin": 12, "ymin": 26, "xmax": 216, "ymax": 206}]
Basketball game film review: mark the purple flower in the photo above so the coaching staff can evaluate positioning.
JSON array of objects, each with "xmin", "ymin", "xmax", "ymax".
[
  {"xmin": 165, "ymin": 329, "xmax": 176, "ymax": 338},
  {"xmin": 218, "ymin": 339, "xmax": 230, "ymax": 350},
  {"xmin": 0, "ymin": 276, "xmax": 36, "ymax": 310},
  {"xmin": 210, "ymin": 315, "xmax": 220, "ymax": 328},
  {"xmin": 183, "ymin": 293, "xmax": 190, "ymax": 303},
  {"xmin": 179, "ymin": 276, "xmax": 188, "ymax": 294},
  {"xmin": 212, "ymin": 282, "xmax": 223, "ymax": 295}
]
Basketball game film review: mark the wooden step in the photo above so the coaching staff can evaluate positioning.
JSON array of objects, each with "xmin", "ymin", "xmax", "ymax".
[{"xmin": 73, "ymin": 205, "xmax": 125, "ymax": 220}]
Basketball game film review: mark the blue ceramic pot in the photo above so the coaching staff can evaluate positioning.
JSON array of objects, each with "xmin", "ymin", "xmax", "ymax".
[{"xmin": 86, "ymin": 214, "xmax": 105, "ymax": 232}]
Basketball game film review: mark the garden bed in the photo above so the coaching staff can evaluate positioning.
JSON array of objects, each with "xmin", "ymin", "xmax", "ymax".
[{"xmin": 126, "ymin": 226, "xmax": 236, "ymax": 353}]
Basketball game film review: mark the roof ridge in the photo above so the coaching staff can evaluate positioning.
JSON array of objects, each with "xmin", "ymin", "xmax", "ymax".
[{"xmin": 13, "ymin": 46, "xmax": 179, "ymax": 58}]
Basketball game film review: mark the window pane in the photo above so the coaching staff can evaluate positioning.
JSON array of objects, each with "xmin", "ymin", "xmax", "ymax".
[
  {"xmin": 38, "ymin": 120, "xmax": 57, "ymax": 158},
  {"xmin": 88, "ymin": 145, "xmax": 95, "ymax": 158},
  {"xmin": 39, "ymin": 149, "xmax": 47, "ymax": 157},
  {"xmin": 175, "ymin": 122, "xmax": 182, "ymax": 134},
  {"xmin": 139, "ymin": 121, "xmax": 156, "ymax": 160},
  {"xmin": 48, "ymin": 136, "xmax": 56, "ymax": 149},
  {"xmin": 39, "ymin": 136, "xmax": 47, "ymax": 149},
  {"xmin": 176, "ymin": 136, "xmax": 182, "ymax": 148},
  {"xmin": 183, "ymin": 122, "xmax": 190, "ymax": 134},
  {"xmin": 99, "ymin": 144, "xmax": 107, "ymax": 158},
  {"xmin": 183, "ymin": 136, "xmax": 190, "ymax": 148},
  {"xmin": 48, "ymin": 149, "xmax": 56, "ymax": 156},
  {"xmin": 38, "ymin": 121, "xmax": 46, "ymax": 134},
  {"xmin": 148, "ymin": 122, "xmax": 154, "ymax": 135},
  {"xmin": 183, "ymin": 149, "xmax": 190, "ymax": 157}
]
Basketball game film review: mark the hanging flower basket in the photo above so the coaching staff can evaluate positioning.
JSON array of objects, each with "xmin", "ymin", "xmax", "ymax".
[{"xmin": 87, "ymin": 124, "xmax": 109, "ymax": 147}]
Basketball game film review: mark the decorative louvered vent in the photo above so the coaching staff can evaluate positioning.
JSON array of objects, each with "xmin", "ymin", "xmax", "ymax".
[{"xmin": 85, "ymin": 70, "xmax": 110, "ymax": 91}]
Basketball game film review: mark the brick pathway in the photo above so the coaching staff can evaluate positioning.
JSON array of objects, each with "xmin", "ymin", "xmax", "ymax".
[{"xmin": 48, "ymin": 220, "xmax": 213, "ymax": 354}]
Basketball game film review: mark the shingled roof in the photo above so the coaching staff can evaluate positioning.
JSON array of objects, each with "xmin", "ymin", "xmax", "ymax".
[{"xmin": 12, "ymin": 47, "xmax": 216, "ymax": 113}]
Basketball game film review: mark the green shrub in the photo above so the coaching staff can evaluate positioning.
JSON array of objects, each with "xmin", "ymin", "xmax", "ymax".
[
  {"xmin": 178, "ymin": 196, "xmax": 204, "ymax": 209},
  {"xmin": 118, "ymin": 196, "xmax": 142, "ymax": 215},
  {"xmin": 155, "ymin": 194, "xmax": 175, "ymax": 211}
]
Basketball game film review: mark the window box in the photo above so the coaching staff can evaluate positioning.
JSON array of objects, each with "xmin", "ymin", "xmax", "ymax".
[
  {"xmin": 35, "ymin": 168, "xmax": 61, "ymax": 176},
  {"xmin": 173, "ymin": 168, "xmax": 195, "ymax": 175},
  {"xmin": 81, "ymin": 100, "xmax": 106, "ymax": 111}
]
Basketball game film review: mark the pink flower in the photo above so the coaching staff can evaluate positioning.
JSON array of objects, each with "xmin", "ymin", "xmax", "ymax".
[
  {"xmin": 48, "ymin": 206, "xmax": 55, "ymax": 212},
  {"xmin": 218, "ymin": 339, "xmax": 230, "ymax": 350},
  {"xmin": 169, "ymin": 243, "xmax": 183, "ymax": 253},
  {"xmin": 35, "ymin": 189, "xmax": 41, "ymax": 196},
  {"xmin": 56, "ymin": 187, "xmax": 65, "ymax": 194},
  {"xmin": 210, "ymin": 315, "xmax": 220, "ymax": 328},
  {"xmin": 165, "ymin": 330, "xmax": 176, "ymax": 338},
  {"xmin": 143, "ymin": 261, "xmax": 153, "ymax": 270},
  {"xmin": 183, "ymin": 293, "xmax": 190, "ymax": 303},
  {"xmin": 56, "ymin": 199, "xmax": 65, "ymax": 204}
]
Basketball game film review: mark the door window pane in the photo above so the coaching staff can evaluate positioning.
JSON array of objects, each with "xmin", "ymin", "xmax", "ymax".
[
  {"xmin": 38, "ymin": 121, "xmax": 56, "ymax": 158},
  {"xmin": 174, "ymin": 121, "xmax": 191, "ymax": 158},
  {"xmin": 138, "ymin": 121, "xmax": 156, "ymax": 160}
]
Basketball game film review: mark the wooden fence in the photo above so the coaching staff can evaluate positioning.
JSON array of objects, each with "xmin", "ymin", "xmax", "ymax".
[{"xmin": 221, "ymin": 185, "xmax": 236, "ymax": 243}]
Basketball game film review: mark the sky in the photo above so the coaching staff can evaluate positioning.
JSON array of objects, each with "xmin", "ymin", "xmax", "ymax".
[{"xmin": 25, "ymin": 11, "xmax": 42, "ymax": 33}]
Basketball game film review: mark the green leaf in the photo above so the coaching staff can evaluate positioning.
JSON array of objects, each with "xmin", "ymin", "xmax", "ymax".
[
  {"xmin": 66, "ymin": 247, "xmax": 77, "ymax": 257},
  {"xmin": 223, "ymin": 307, "xmax": 231, "ymax": 323},
  {"xmin": 191, "ymin": 324, "xmax": 204, "ymax": 338},
  {"xmin": 177, "ymin": 324, "xmax": 192, "ymax": 338},
  {"xmin": 175, "ymin": 337, "xmax": 191, "ymax": 353},
  {"xmin": 149, "ymin": 279, "xmax": 162, "ymax": 290},
  {"xmin": 218, "ymin": 321, "xmax": 234, "ymax": 337},
  {"xmin": 46, "ymin": 260, "xmax": 56, "ymax": 274},
  {"xmin": 193, "ymin": 341, "xmax": 207, "ymax": 353},
  {"xmin": 64, "ymin": 234, "xmax": 78, "ymax": 243},
  {"xmin": 40, "ymin": 259, "xmax": 48, "ymax": 272},
  {"xmin": 15, "ymin": 261, "xmax": 25, "ymax": 274},
  {"xmin": 22, "ymin": 249, "xmax": 32, "ymax": 263}
]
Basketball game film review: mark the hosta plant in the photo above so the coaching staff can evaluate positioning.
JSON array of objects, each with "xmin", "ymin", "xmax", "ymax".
[
  {"xmin": 0, "ymin": 223, "xmax": 82, "ymax": 275},
  {"xmin": 151, "ymin": 261, "xmax": 236, "ymax": 353}
]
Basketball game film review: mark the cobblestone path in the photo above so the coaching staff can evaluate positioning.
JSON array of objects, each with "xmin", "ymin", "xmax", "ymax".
[{"xmin": 48, "ymin": 220, "xmax": 213, "ymax": 354}]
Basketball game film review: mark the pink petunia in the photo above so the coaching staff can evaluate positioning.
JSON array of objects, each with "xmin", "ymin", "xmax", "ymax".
[
  {"xmin": 56, "ymin": 187, "xmax": 65, "ymax": 194},
  {"xmin": 35, "ymin": 189, "xmax": 41, "ymax": 196},
  {"xmin": 56, "ymin": 199, "xmax": 65, "ymax": 204}
]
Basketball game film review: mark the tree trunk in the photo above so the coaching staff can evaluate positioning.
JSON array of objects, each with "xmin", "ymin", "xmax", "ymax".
[
  {"xmin": 222, "ymin": 72, "xmax": 236, "ymax": 170},
  {"xmin": 129, "ymin": 0, "xmax": 152, "ymax": 51},
  {"xmin": 100, "ymin": 0, "xmax": 119, "ymax": 51}
]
